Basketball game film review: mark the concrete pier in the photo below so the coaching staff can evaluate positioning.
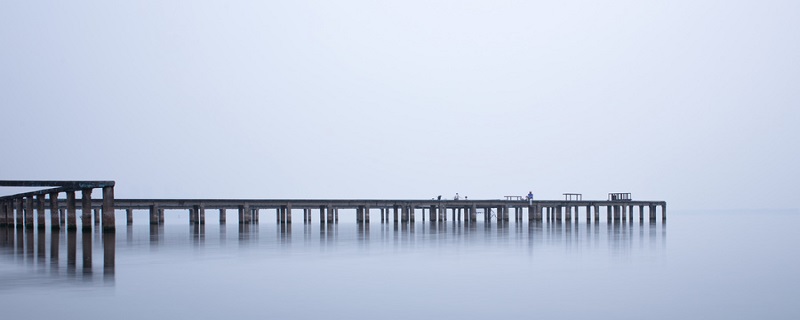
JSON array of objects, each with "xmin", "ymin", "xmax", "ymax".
[{"xmin": 1, "ymin": 181, "xmax": 667, "ymax": 230}]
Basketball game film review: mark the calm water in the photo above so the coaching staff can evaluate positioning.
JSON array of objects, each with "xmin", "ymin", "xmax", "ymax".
[{"xmin": 1, "ymin": 211, "xmax": 798, "ymax": 319}]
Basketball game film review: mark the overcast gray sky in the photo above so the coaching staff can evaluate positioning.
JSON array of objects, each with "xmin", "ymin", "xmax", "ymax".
[{"xmin": 1, "ymin": 1, "xmax": 798, "ymax": 210}]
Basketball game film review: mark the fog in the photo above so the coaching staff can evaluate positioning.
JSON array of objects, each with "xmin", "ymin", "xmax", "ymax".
[{"xmin": 2, "ymin": 1, "xmax": 798, "ymax": 210}]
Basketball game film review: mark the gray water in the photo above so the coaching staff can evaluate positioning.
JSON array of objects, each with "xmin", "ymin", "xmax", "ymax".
[{"xmin": 1, "ymin": 211, "xmax": 798, "ymax": 319}]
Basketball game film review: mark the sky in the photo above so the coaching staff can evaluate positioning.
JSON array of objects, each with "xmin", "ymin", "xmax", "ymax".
[{"xmin": 1, "ymin": 0, "xmax": 798, "ymax": 210}]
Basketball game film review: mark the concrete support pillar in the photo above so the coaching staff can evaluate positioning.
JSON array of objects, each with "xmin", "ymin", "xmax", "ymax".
[
  {"xmin": 393, "ymin": 206, "xmax": 399, "ymax": 223},
  {"xmin": 93, "ymin": 208, "xmax": 101, "ymax": 226},
  {"xmin": 585, "ymin": 205, "xmax": 591, "ymax": 222},
  {"xmin": 15, "ymin": 198, "xmax": 23, "ymax": 229},
  {"xmin": 364, "ymin": 206, "xmax": 370, "ymax": 223},
  {"xmin": 66, "ymin": 192, "xmax": 76, "ymax": 230},
  {"xmin": 60, "ymin": 208, "xmax": 65, "ymax": 226},
  {"xmin": 159, "ymin": 208, "xmax": 165, "ymax": 224},
  {"xmin": 199, "ymin": 206, "xmax": 205, "ymax": 224},
  {"xmin": 49, "ymin": 193, "xmax": 60, "ymax": 229},
  {"xmin": 36, "ymin": 195, "xmax": 46, "ymax": 229},
  {"xmin": 594, "ymin": 205, "xmax": 599, "ymax": 221},
  {"xmin": 319, "ymin": 206, "xmax": 327, "ymax": 224},
  {"xmin": 5, "ymin": 201, "xmax": 11, "ymax": 226},
  {"xmin": 219, "ymin": 209, "xmax": 226, "ymax": 224},
  {"xmin": 639, "ymin": 205, "xmax": 644, "ymax": 222},
  {"xmin": 149, "ymin": 205, "xmax": 159, "ymax": 225},
  {"xmin": 429, "ymin": 205, "xmax": 436, "ymax": 221},
  {"xmin": 606, "ymin": 206, "xmax": 611, "ymax": 221},
  {"xmin": 662, "ymin": 203, "xmax": 667, "ymax": 221},
  {"xmin": 80, "ymin": 190, "xmax": 92, "ymax": 230},
  {"xmin": 470, "ymin": 205, "xmax": 477, "ymax": 222},
  {"xmin": 0, "ymin": 201, "xmax": 7, "ymax": 226},
  {"xmin": 190, "ymin": 207, "xmax": 198, "ymax": 224},
  {"xmin": 238, "ymin": 205, "xmax": 251, "ymax": 224},
  {"xmin": 4, "ymin": 201, "xmax": 9, "ymax": 226},
  {"xmin": 331, "ymin": 207, "xmax": 337, "ymax": 223},
  {"xmin": 356, "ymin": 206, "xmax": 363, "ymax": 223},
  {"xmin": 565, "ymin": 205, "xmax": 572, "ymax": 221},
  {"xmin": 10, "ymin": 200, "xmax": 15, "ymax": 226},
  {"xmin": 102, "ymin": 186, "xmax": 115, "ymax": 231},
  {"xmin": 126, "ymin": 209, "xmax": 133, "ymax": 225},
  {"xmin": 25, "ymin": 196, "xmax": 34, "ymax": 229},
  {"xmin": 649, "ymin": 205, "xmax": 656, "ymax": 221},
  {"xmin": 286, "ymin": 204, "xmax": 292, "ymax": 224}
]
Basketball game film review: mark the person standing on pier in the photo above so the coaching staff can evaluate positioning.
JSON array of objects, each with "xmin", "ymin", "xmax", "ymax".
[
  {"xmin": 527, "ymin": 191, "xmax": 534, "ymax": 205},
  {"xmin": 454, "ymin": 193, "xmax": 460, "ymax": 200}
]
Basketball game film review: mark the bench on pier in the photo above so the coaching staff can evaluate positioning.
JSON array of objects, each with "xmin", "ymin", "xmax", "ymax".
[
  {"xmin": 504, "ymin": 196, "xmax": 524, "ymax": 201},
  {"xmin": 608, "ymin": 193, "xmax": 632, "ymax": 201},
  {"xmin": 563, "ymin": 193, "xmax": 582, "ymax": 201}
]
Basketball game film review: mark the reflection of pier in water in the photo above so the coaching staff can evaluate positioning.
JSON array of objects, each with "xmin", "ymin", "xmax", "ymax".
[
  {"xmin": 148, "ymin": 218, "xmax": 666, "ymax": 255},
  {"xmin": 0, "ymin": 227, "xmax": 114, "ymax": 287}
]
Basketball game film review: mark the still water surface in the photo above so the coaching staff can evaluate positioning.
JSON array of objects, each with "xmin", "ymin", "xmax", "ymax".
[{"xmin": 0, "ymin": 211, "xmax": 797, "ymax": 319}]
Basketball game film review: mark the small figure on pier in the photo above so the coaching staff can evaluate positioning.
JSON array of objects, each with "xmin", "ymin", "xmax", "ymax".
[
  {"xmin": 527, "ymin": 191, "xmax": 533, "ymax": 205},
  {"xmin": 454, "ymin": 193, "xmax": 460, "ymax": 200},
  {"xmin": 437, "ymin": 195, "xmax": 442, "ymax": 201}
]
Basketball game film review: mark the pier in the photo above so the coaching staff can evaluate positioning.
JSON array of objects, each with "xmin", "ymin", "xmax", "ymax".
[
  {"xmin": 0, "ymin": 181, "xmax": 666, "ymax": 232},
  {"xmin": 0, "ymin": 181, "xmax": 115, "ymax": 231}
]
